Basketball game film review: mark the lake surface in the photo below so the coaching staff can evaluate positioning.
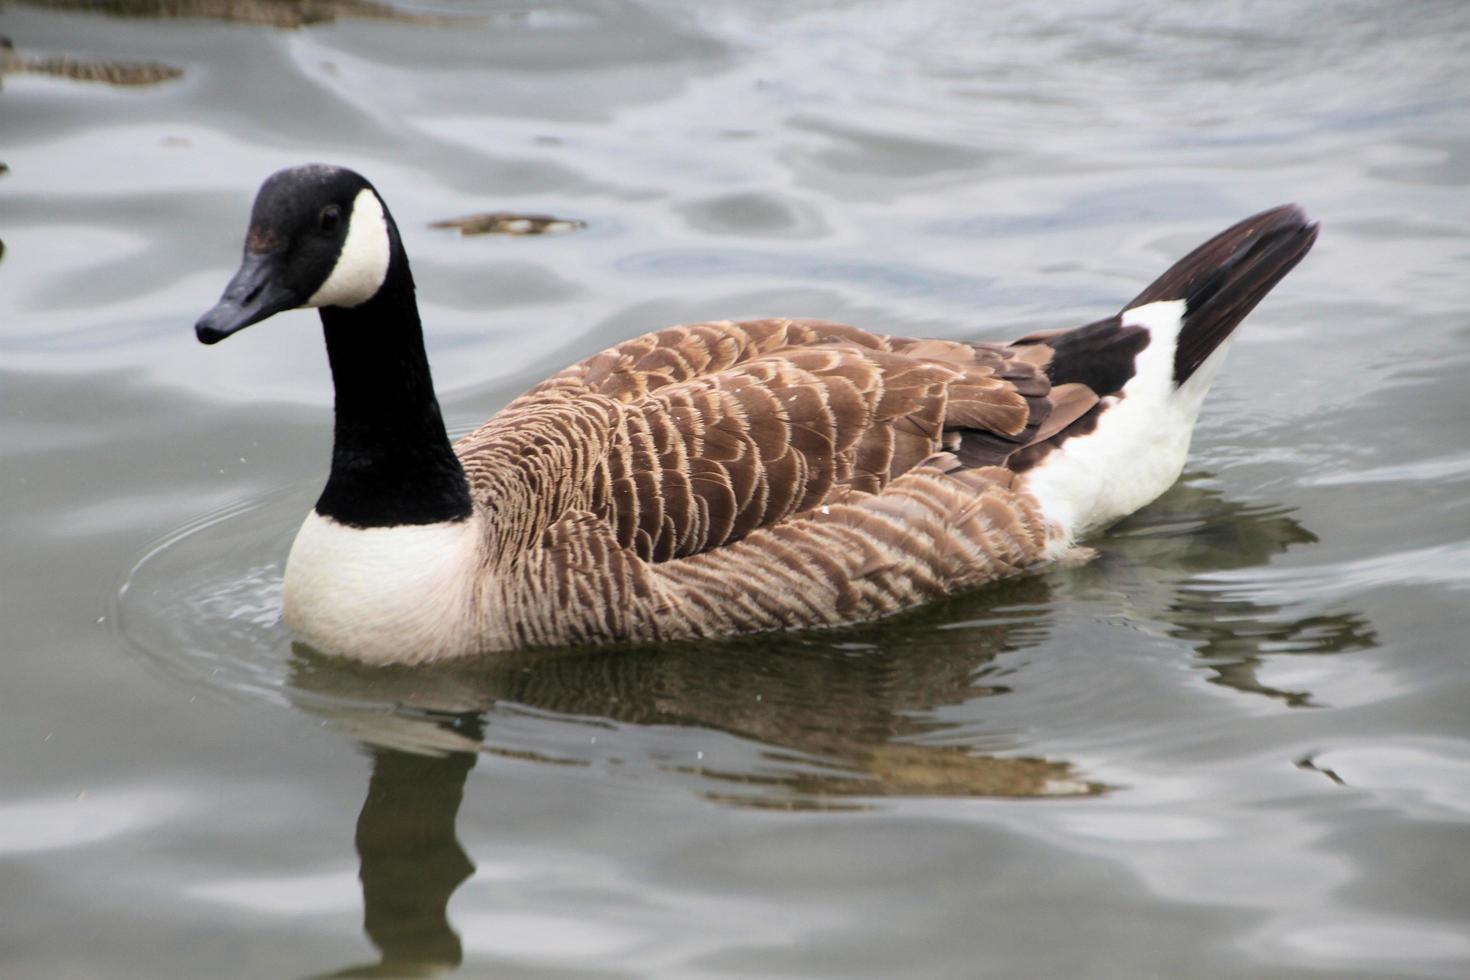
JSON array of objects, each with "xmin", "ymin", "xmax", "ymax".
[{"xmin": 3, "ymin": 0, "xmax": 1469, "ymax": 976}]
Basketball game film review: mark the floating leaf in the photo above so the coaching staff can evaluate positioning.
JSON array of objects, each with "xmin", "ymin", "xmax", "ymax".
[{"xmin": 430, "ymin": 212, "xmax": 586, "ymax": 237}]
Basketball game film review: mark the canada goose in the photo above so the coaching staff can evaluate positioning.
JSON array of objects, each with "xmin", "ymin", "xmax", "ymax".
[{"xmin": 196, "ymin": 165, "xmax": 1317, "ymax": 664}]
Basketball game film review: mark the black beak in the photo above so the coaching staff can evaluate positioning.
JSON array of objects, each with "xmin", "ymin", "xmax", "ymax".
[{"xmin": 195, "ymin": 251, "xmax": 299, "ymax": 344}]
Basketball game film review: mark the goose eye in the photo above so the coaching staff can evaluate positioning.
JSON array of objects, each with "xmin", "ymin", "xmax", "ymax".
[{"xmin": 318, "ymin": 205, "xmax": 342, "ymax": 234}]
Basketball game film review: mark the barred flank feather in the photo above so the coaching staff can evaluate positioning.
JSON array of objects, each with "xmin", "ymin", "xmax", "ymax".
[{"xmin": 448, "ymin": 318, "xmax": 1074, "ymax": 648}]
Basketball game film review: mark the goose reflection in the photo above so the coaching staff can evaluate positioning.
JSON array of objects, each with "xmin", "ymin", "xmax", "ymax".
[
  {"xmin": 309, "ymin": 715, "xmax": 481, "ymax": 978},
  {"xmin": 286, "ymin": 476, "xmax": 1372, "ymax": 974},
  {"xmin": 292, "ymin": 579, "xmax": 1097, "ymax": 973},
  {"xmin": 288, "ymin": 569, "xmax": 1101, "ymax": 809},
  {"xmin": 286, "ymin": 476, "xmax": 1375, "ymax": 807},
  {"xmin": 1076, "ymin": 474, "xmax": 1378, "ymax": 706}
]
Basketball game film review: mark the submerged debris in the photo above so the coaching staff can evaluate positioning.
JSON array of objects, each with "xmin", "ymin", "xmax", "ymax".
[
  {"xmin": 20, "ymin": 55, "xmax": 181, "ymax": 85},
  {"xmin": 15, "ymin": 0, "xmax": 475, "ymax": 28},
  {"xmin": 430, "ymin": 212, "xmax": 586, "ymax": 237},
  {"xmin": 1, "ymin": 35, "xmax": 182, "ymax": 86},
  {"xmin": 1296, "ymin": 753, "xmax": 1348, "ymax": 787}
]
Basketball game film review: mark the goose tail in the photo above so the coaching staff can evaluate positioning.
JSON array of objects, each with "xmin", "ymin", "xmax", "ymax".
[
  {"xmin": 1127, "ymin": 203, "xmax": 1320, "ymax": 392},
  {"xmin": 1018, "ymin": 205, "xmax": 1319, "ymax": 547}
]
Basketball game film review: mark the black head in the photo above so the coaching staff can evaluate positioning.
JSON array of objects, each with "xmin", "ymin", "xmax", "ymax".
[{"xmin": 196, "ymin": 164, "xmax": 397, "ymax": 344}]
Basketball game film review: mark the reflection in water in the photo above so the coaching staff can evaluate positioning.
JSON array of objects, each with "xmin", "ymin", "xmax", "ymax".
[
  {"xmin": 282, "ymin": 479, "xmax": 1375, "ymax": 804},
  {"xmin": 0, "ymin": 34, "xmax": 181, "ymax": 86},
  {"xmin": 1100, "ymin": 476, "xmax": 1378, "ymax": 706},
  {"xmin": 313, "ymin": 716, "xmax": 481, "ymax": 979},
  {"xmin": 272, "ymin": 477, "xmax": 1372, "ymax": 971},
  {"xmin": 17, "ymin": 0, "xmax": 472, "ymax": 28},
  {"xmin": 293, "ymin": 588, "xmax": 1093, "ymax": 973},
  {"xmin": 289, "ymin": 570, "xmax": 1104, "ymax": 810}
]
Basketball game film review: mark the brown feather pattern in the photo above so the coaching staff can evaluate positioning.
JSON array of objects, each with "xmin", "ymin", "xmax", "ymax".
[{"xmin": 447, "ymin": 318, "xmax": 1088, "ymax": 650}]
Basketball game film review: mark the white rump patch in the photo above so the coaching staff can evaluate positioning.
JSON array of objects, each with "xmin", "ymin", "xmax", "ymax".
[
  {"xmin": 1023, "ymin": 299, "xmax": 1231, "ymax": 552},
  {"xmin": 305, "ymin": 188, "xmax": 391, "ymax": 309}
]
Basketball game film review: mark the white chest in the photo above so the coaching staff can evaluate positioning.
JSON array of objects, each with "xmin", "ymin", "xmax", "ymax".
[{"xmin": 281, "ymin": 511, "xmax": 488, "ymax": 664}]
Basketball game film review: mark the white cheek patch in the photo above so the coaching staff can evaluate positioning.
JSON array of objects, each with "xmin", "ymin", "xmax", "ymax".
[{"xmin": 305, "ymin": 188, "xmax": 391, "ymax": 309}]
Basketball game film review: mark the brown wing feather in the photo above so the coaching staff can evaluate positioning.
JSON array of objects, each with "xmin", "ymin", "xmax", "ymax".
[{"xmin": 466, "ymin": 317, "xmax": 1104, "ymax": 572}]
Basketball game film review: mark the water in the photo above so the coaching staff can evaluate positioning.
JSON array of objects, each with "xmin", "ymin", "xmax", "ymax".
[{"xmin": 4, "ymin": 0, "xmax": 1469, "ymax": 975}]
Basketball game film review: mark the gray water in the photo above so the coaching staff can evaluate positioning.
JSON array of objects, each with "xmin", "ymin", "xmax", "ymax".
[{"xmin": 4, "ymin": 1, "xmax": 1470, "ymax": 976}]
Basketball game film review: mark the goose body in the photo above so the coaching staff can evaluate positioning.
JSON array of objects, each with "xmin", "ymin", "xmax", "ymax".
[{"xmin": 197, "ymin": 166, "xmax": 1317, "ymax": 664}]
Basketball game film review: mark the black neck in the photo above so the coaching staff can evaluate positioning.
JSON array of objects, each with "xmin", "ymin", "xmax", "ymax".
[{"xmin": 314, "ymin": 244, "xmax": 472, "ymax": 528}]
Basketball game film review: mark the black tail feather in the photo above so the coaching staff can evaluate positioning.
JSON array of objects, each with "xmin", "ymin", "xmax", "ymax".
[{"xmin": 1127, "ymin": 204, "xmax": 1319, "ymax": 385}]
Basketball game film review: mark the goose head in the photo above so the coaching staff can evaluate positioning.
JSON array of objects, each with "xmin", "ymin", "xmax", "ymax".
[{"xmin": 196, "ymin": 164, "xmax": 399, "ymax": 344}]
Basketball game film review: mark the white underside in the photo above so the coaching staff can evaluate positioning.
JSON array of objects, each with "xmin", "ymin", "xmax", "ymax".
[
  {"xmin": 1022, "ymin": 299, "xmax": 1230, "ymax": 555},
  {"xmin": 282, "ymin": 510, "xmax": 489, "ymax": 664}
]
